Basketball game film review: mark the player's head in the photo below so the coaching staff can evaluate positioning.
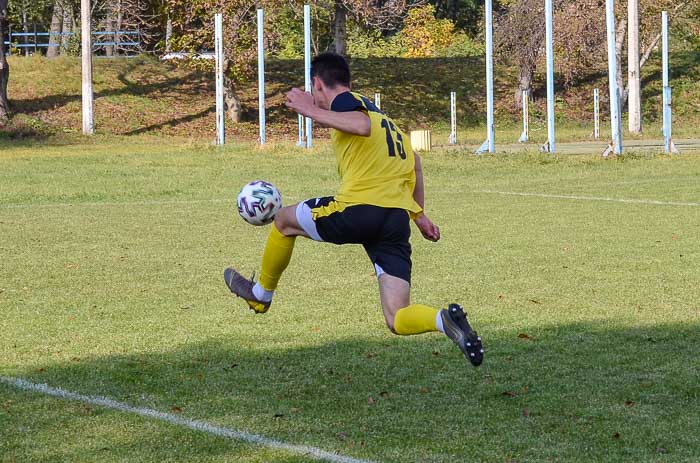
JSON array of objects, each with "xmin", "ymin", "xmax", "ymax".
[
  {"xmin": 310, "ymin": 53, "xmax": 351, "ymax": 109},
  {"xmin": 311, "ymin": 53, "xmax": 351, "ymax": 88}
]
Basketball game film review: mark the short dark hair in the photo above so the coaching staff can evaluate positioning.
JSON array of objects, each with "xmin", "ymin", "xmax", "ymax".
[{"xmin": 310, "ymin": 53, "xmax": 351, "ymax": 88}]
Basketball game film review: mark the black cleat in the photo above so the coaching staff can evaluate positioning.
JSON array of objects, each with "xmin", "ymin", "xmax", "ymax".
[
  {"xmin": 440, "ymin": 303, "xmax": 484, "ymax": 366},
  {"xmin": 223, "ymin": 267, "xmax": 271, "ymax": 314}
]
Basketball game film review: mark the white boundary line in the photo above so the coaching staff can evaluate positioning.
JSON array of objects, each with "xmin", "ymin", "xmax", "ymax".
[
  {"xmin": 0, "ymin": 198, "xmax": 228, "ymax": 209},
  {"xmin": 476, "ymin": 190, "xmax": 700, "ymax": 207},
  {"xmin": 2, "ymin": 191, "xmax": 698, "ymax": 210},
  {"xmin": 0, "ymin": 376, "xmax": 378, "ymax": 463}
]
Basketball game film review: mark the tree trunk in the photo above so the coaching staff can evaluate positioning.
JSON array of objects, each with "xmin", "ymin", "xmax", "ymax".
[
  {"xmin": 105, "ymin": 8, "xmax": 114, "ymax": 57},
  {"xmin": 47, "ymin": 0, "xmax": 63, "ymax": 58},
  {"xmin": 333, "ymin": 0, "xmax": 347, "ymax": 56},
  {"xmin": 61, "ymin": 3, "xmax": 73, "ymax": 55},
  {"xmin": 165, "ymin": 17, "xmax": 172, "ymax": 53},
  {"xmin": 515, "ymin": 62, "xmax": 534, "ymax": 109},
  {"xmin": 223, "ymin": 71, "xmax": 242, "ymax": 123},
  {"xmin": 0, "ymin": 0, "xmax": 10, "ymax": 123},
  {"xmin": 22, "ymin": 7, "xmax": 29, "ymax": 57},
  {"xmin": 115, "ymin": 0, "xmax": 123, "ymax": 56},
  {"xmin": 615, "ymin": 18, "xmax": 628, "ymax": 111},
  {"xmin": 628, "ymin": 0, "xmax": 641, "ymax": 133}
]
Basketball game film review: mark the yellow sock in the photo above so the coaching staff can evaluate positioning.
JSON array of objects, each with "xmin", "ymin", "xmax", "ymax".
[
  {"xmin": 393, "ymin": 304, "xmax": 439, "ymax": 335},
  {"xmin": 259, "ymin": 223, "xmax": 296, "ymax": 291}
]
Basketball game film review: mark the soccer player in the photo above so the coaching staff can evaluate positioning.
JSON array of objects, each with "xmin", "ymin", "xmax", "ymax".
[{"xmin": 224, "ymin": 53, "xmax": 483, "ymax": 367}]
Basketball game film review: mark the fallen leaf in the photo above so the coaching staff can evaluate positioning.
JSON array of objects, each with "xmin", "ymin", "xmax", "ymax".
[
  {"xmin": 518, "ymin": 333, "xmax": 533, "ymax": 340},
  {"xmin": 521, "ymin": 386, "xmax": 529, "ymax": 394},
  {"xmin": 529, "ymin": 299, "xmax": 541, "ymax": 304},
  {"xmin": 612, "ymin": 432, "xmax": 621, "ymax": 440},
  {"xmin": 273, "ymin": 413, "xmax": 285, "ymax": 418},
  {"xmin": 171, "ymin": 406, "xmax": 183, "ymax": 413},
  {"xmin": 379, "ymin": 391, "xmax": 389, "ymax": 398},
  {"xmin": 419, "ymin": 387, "xmax": 429, "ymax": 394},
  {"xmin": 367, "ymin": 397, "xmax": 375, "ymax": 405},
  {"xmin": 522, "ymin": 408, "xmax": 530, "ymax": 417},
  {"xmin": 432, "ymin": 350, "xmax": 440, "ymax": 356},
  {"xmin": 337, "ymin": 432, "xmax": 348, "ymax": 441},
  {"xmin": 365, "ymin": 352, "xmax": 375, "ymax": 359},
  {"xmin": 290, "ymin": 408, "xmax": 301, "ymax": 413},
  {"xmin": 505, "ymin": 356, "xmax": 513, "ymax": 362},
  {"xmin": 502, "ymin": 391, "xmax": 517, "ymax": 398},
  {"xmin": 624, "ymin": 400, "xmax": 635, "ymax": 407}
]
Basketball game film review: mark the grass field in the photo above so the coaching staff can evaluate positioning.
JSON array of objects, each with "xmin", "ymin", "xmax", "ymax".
[{"xmin": 1, "ymin": 138, "xmax": 699, "ymax": 462}]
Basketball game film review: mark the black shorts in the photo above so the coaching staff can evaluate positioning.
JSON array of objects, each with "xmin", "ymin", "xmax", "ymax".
[{"xmin": 295, "ymin": 196, "xmax": 412, "ymax": 283}]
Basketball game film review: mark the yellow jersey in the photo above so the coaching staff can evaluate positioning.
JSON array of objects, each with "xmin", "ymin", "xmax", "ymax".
[{"xmin": 330, "ymin": 91, "xmax": 422, "ymax": 215}]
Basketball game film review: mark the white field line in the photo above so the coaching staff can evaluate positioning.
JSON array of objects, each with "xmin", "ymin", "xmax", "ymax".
[
  {"xmin": 0, "ymin": 376, "xmax": 379, "ymax": 463},
  {"xmin": 475, "ymin": 190, "xmax": 700, "ymax": 207},
  {"xmin": 2, "ymin": 191, "xmax": 698, "ymax": 210},
  {"xmin": 0, "ymin": 198, "xmax": 228, "ymax": 209}
]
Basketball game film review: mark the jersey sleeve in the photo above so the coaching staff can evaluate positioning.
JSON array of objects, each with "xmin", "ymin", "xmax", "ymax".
[{"xmin": 331, "ymin": 92, "xmax": 365, "ymax": 113}]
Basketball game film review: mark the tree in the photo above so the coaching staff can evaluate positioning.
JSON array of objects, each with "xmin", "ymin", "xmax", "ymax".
[
  {"xmin": 495, "ymin": 0, "xmax": 693, "ymax": 110},
  {"xmin": 331, "ymin": 0, "xmax": 422, "ymax": 55},
  {"xmin": 494, "ymin": 0, "xmax": 551, "ymax": 109},
  {"xmin": 0, "ymin": 0, "xmax": 9, "ymax": 123},
  {"xmin": 165, "ymin": 0, "xmax": 281, "ymax": 123}
]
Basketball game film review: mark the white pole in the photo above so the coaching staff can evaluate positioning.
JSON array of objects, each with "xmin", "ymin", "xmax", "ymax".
[
  {"xmin": 662, "ymin": 11, "xmax": 672, "ymax": 153},
  {"xmin": 81, "ymin": 0, "xmax": 94, "ymax": 135},
  {"xmin": 374, "ymin": 92, "xmax": 381, "ymax": 110},
  {"xmin": 605, "ymin": 0, "xmax": 622, "ymax": 154},
  {"xmin": 594, "ymin": 88, "xmax": 600, "ymax": 139},
  {"xmin": 303, "ymin": 4, "xmax": 312, "ymax": 149},
  {"xmin": 519, "ymin": 89, "xmax": 529, "ymax": 143},
  {"xmin": 476, "ymin": 0, "xmax": 494, "ymax": 154},
  {"xmin": 449, "ymin": 91, "xmax": 456, "ymax": 144},
  {"xmin": 214, "ymin": 13, "xmax": 225, "ymax": 146},
  {"xmin": 257, "ymin": 9, "xmax": 266, "ymax": 145},
  {"xmin": 544, "ymin": 0, "xmax": 555, "ymax": 153},
  {"xmin": 628, "ymin": 0, "xmax": 641, "ymax": 134}
]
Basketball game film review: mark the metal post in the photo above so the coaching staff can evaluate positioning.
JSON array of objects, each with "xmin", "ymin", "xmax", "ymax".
[
  {"xmin": 519, "ymin": 89, "xmax": 529, "ymax": 143},
  {"xmin": 661, "ymin": 11, "xmax": 677, "ymax": 154},
  {"xmin": 476, "ymin": 0, "xmax": 494, "ymax": 154},
  {"xmin": 257, "ymin": 9, "xmax": 266, "ymax": 145},
  {"xmin": 542, "ymin": 0, "xmax": 555, "ymax": 153},
  {"xmin": 374, "ymin": 92, "xmax": 381, "ymax": 110},
  {"xmin": 604, "ymin": 0, "xmax": 622, "ymax": 155},
  {"xmin": 33, "ymin": 22, "xmax": 37, "ymax": 55},
  {"xmin": 297, "ymin": 114, "xmax": 304, "ymax": 146},
  {"xmin": 303, "ymin": 4, "xmax": 312, "ymax": 149},
  {"xmin": 594, "ymin": 88, "xmax": 600, "ymax": 139},
  {"xmin": 449, "ymin": 91, "xmax": 457, "ymax": 144},
  {"xmin": 214, "ymin": 13, "xmax": 225, "ymax": 146},
  {"xmin": 81, "ymin": 0, "xmax": 94, "ymax": 135}
]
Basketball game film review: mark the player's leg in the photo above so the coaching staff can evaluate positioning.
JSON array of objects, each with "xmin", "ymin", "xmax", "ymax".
[
  {"xmin": 371, "ymin": 208, "xmax": 484, "ymax": 366},
  {"xmin": 224, "ymin": 203, "xmax": 309, "ymax": 313},
  {"xmin": 377, "ymin": 272, "xmax": 440, "ymax": 334}
]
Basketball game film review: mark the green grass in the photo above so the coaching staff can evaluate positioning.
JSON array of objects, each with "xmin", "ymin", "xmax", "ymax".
[{"xmin": 1, "ymin": 138, "xmax": 699, "ymax": 462}]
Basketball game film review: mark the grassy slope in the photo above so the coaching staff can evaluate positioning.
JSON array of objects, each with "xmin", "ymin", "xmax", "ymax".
[
  {"xmin": 2, "ymin": 52, "xmax": 699, "ymax": 142},
  {"xmin": 1, "ymin": 139, "xmax": 699, "ymax": 462}
]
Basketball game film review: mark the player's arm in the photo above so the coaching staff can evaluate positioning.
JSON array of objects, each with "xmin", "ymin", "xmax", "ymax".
[
  {"xmin": 285, "ymin": 88, "xmax": 370, "ymax": 136},
  {"xmin": 412, "ymin": 153, "xmax": 441, "ymax": 242}
]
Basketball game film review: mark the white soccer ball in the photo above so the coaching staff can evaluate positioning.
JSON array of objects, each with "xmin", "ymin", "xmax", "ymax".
[{"xmin": 236, "ymin": 180, "xmax": 282, "ymax": 226}]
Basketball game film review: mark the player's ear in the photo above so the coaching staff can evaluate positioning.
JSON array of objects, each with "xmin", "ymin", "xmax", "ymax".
[{"xmin": 312, "ymin": 76, "xmax": 323, "ymax": 92}]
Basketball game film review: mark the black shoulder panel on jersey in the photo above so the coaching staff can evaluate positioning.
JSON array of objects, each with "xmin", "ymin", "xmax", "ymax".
[{"xmin": 331, "ymin": 92, "xmax": 364, "ymax": 112}]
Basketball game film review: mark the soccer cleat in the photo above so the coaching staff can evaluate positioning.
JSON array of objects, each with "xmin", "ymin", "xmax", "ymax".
[
  {"xmin": 223, "ymin": 267, "xmax": 271, "ymax": 314},
  {"xmin": 440, "ymin": 303, "xmax": 484, "ymax": 367}
]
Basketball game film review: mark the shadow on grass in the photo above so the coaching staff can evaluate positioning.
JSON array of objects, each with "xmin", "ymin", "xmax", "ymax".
[{"xmin": 2, "ymin": 321, "xmax": 699, "ymax": 462}]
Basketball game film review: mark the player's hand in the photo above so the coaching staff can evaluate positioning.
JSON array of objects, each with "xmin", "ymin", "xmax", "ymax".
[
  {"xmin": 414, "ymin": 213, "xmax": 440, "ymax": 242},
  {"xmin": 285, "ymin": 88, "xmax": 316, "ymax": 117}
]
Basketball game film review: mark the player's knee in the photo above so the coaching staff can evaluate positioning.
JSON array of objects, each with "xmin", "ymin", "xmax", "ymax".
[{"xmin": 273, "ymin": 206, "xmax": 297, "ymax": 236}]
